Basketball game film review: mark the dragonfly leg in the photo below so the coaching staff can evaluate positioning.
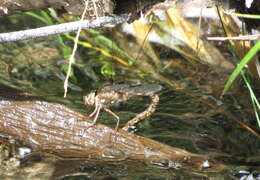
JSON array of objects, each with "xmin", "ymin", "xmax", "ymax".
[
  {"xmin": 91, "ymin": 105, "xmax": 102, "ymax": 125},
  {"xmin": 89, "ymin": 104, "xmax": 99, "ymax": 117},
  {"xmin": 104, "ymin": 108, "xmax": 120, "ymax": 131},
  {"xmin": 122, "ymin": 93, "xmax": 159, "ymax": 131}
]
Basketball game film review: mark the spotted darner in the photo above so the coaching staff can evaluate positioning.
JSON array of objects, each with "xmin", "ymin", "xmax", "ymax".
[{"xmin": 83, "ymin": 84, "xmax": 162, "ymax": 131}]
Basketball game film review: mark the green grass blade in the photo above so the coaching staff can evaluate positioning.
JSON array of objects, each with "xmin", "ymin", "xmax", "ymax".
[
  {"xmin": 243, "ymin": 73, "xmax": 260, "ymax": 127},
  {"xmin": 25, "ymin": 11, "xmax": 50, "ymax": 24},
  {"xmin": 222, "ymin": 41, "xmax": 260, "ymax": 95},
  {"xmin": 234, "ymin": 13, "xmax": 260, "ymax": 19}
]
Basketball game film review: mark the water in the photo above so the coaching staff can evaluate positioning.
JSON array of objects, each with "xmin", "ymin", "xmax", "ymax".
[{"xmin": 0, "ymin": 11, "xmax": 259, "ymax": 179}]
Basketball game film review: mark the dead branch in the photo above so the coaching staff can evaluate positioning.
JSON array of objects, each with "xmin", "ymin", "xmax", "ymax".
[
  {"xmin": 0, "ymin": 14, "xmax": 128, "ymax": 43},
  {"xmin": 207, "ymin": 34, "xmax": 260, "ymax": 41}
]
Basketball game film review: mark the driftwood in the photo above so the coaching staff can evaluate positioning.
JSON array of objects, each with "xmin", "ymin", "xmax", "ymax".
[{"xmin": 0, "ymin": 94, "xmax": 225, "ymax": 171}]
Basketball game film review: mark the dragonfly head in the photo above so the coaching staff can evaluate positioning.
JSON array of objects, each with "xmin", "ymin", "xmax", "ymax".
[{"xmin": 83, "ymin": 91, "xmax": 96, "ymax": 106}]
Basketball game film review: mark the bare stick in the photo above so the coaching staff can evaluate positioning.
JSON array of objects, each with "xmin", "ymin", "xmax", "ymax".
[
  {"xmin": 0, "ymin": 14, "xmax": 129, "ymax": 43},
  {"xmin": 207, "ymin": 34, "xmax": 260, "ymax": 41}
]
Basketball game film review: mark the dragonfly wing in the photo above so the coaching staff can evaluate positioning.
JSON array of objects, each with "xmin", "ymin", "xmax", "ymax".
[{"xmin": 126, "ymin": 84, "xmax": 162, "ymax": 96}]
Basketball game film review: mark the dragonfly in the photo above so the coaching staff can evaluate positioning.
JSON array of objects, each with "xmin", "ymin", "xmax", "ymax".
[{"xmin": 83, "ymin": 84, "xmax": 162, "ymax": 131}]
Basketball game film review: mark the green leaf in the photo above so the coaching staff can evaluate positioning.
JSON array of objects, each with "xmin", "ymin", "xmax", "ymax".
[{"xmin": 101, "ymin": 62, "xmax": 116, "ymax": 76}]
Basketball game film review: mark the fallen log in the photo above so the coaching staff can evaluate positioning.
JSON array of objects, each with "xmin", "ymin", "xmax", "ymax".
[{"xmin": 0, "ymin": 94, "xmax": 225, "ymax": 171}]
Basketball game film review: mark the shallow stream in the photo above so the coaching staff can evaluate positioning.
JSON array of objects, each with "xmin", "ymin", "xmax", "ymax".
[{"xmin": 0, "ymin": 8, "xmax": 259, "ymax": 179}]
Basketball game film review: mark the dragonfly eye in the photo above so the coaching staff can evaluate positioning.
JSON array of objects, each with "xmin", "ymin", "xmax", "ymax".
[{"xmin": 83, "ymin": 92, "xmax": 96, "ymax": 106}]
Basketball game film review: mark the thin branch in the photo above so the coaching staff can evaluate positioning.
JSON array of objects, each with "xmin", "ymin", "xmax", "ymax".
[
  {"xmin": 0, "ymin": 14, "xmax": 129, "ymax": 43},
  {"xmin": 207, "ymin": 34, "xmax": 260, "ymax": 41},
  {"xmin": 64, "ymin": 0, "xmax": 89, "ymax": 98}
]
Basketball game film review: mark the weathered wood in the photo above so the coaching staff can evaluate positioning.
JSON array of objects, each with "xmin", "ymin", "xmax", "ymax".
[{"xmin": 0, "ymin": 95, "xmax": 225, "ymax": 171}]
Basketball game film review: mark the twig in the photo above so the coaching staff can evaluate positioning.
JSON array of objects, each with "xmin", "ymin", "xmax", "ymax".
[
  {"xmin": 64, "ymin": 0, "xmax": 89, "ymax": 98},
  {"xmin": 207, "ymin": 34, "xmax": 260, "ymax": 41},
  {"xmin": 0, "ymin": 14, "xmax": 129, "ymax": 43}
]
